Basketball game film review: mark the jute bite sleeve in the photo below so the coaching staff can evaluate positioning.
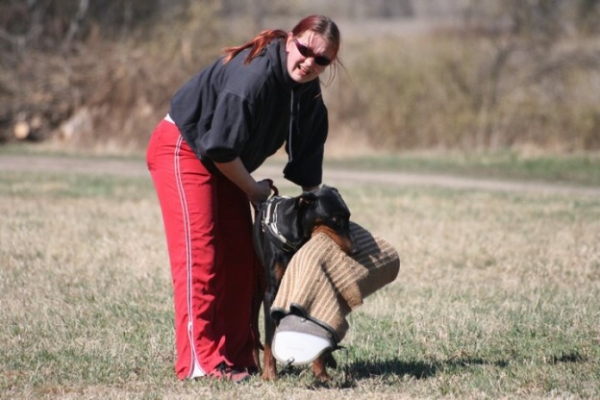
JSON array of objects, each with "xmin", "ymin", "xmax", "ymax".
[{"xmin": 271, "ymin": 222, "xmax": 400, "ymax": 342}]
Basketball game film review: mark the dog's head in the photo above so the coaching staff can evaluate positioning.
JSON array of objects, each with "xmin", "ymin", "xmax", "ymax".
[{"xmin": 296, "ymin": 185, "xmax": 354, "ymax": 254}]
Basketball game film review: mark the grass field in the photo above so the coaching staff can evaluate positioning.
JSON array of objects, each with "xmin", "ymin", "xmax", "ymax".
[{"xmin": 1, "ymin": 154, "xmax": 599, "ymax": 399}]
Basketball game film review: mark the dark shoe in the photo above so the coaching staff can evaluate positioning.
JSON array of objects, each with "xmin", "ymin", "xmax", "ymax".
[
  {"xmin": 245, "ymin": 365, "xmax": 260, "ymax": 375},
  {"xmin": 209, "ymin": 362, "xmax": 251, "ymax": 383}
]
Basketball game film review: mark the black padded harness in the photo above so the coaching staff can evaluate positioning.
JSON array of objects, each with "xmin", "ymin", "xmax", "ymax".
[{"xmin": 259, "ymin": 196, "xmax": 304, "ymax": 253}]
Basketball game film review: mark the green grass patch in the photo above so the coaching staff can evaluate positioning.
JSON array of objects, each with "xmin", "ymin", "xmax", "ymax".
[
  {"xmin": 3, "ymin": 144, "xmax": 600, "ymax": 187},
  {"xmin": 324, "ymin": 151, "xmax": 600, "ymax": 187},
  {"xmin": 0, "ymin": 170, "xmax": 154, "ymax": 200}
]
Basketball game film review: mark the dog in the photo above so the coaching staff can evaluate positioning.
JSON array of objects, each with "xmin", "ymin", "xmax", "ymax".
[{"xmin": 252, "ymin": 184, "xmax": 354, "ymax": 381}]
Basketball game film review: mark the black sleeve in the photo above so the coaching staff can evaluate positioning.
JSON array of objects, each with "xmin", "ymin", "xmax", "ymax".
[
  {"xmin": 283, "ymin": 83, "xmax": 328, "ymax": 187},
  {"xmin": 196, "ymin": 92, "xmax": 253, "ymax": 163}
]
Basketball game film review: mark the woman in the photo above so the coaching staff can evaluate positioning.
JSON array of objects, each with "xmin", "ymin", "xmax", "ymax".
[{"xmin": 146, "ymin": 15, "xmax": 341, "ymax": 382}]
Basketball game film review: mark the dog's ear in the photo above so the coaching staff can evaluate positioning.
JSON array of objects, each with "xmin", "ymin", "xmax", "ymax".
[{"xmin": 297, "ymin": 192, "xmax": 318, "ymax": 209}]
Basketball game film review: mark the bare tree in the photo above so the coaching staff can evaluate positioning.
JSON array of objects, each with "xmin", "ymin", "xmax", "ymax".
[{"xmin": 62, "ymin": 0, "xmax": 89, "ymax": 52}]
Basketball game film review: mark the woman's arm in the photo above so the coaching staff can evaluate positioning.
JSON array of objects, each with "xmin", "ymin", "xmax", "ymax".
[{"xmin": 214, "ymin": 158, "xmax": 272, "ymax": 204}]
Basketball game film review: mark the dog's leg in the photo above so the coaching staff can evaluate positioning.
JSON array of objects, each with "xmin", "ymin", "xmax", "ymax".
[
  {"xmin": 311, "ymin": 356, "xmax": 330, "ymax": 382},
  {"xmin": 311, "ymin": 350, "xmax": 336, "ymax": 382},
  {"xmin": 262, "ymin": 259, "xmax": 287, "ymax": 381},
  {"xmin": 261, "ymin": 292, "xmax": 278, "ymax": 380}
]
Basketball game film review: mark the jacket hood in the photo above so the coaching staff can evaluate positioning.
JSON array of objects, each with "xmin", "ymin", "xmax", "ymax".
[{"xmin": 267, "ymin": 39, "xmax": 308, "ymax": 92}]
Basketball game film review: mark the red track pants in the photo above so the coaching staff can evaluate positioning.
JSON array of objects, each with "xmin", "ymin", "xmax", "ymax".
[{"xmin": 147, "ymin": 118, "xmax": 259, "ymax": 379}]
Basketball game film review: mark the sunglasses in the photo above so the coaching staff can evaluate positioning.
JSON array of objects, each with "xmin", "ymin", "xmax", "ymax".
[{"xmin": 293, "ymin": 39, "xmax": 332, "ymax": 67}]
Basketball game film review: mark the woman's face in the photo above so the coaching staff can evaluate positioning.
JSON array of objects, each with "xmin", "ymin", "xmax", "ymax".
[{"xmin": 285, "ymin": 31, "xmax": 336, "ymax": 84}]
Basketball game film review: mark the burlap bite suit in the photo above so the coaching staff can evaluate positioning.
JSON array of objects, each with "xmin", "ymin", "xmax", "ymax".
[{"xmin": 271, "ymin": 222, "xmax": 400, "ymax": 343}]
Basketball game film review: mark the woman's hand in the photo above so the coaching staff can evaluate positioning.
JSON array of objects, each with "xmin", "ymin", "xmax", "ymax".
[
  {"xmin": 213, "ymin": 158, "xmax": 273, "ymax": 204},
  {"xmin": 249, "ymin": 179, "xmax": 273, "ymax": 204}
]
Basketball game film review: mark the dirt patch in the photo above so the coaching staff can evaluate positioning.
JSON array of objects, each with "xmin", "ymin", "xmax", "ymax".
[{"xmin": 2, "ymin": 154, "xmax": 599, "ymax": 197}]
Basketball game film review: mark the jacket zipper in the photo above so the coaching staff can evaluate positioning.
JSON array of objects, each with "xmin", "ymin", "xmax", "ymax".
[{"xmin": 288, "ymin": 90, "xmax": 294, "ymax": 162}]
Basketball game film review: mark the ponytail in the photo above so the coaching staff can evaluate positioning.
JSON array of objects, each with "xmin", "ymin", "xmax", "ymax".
[{"xmin": 222, "ymin": 29, "xmax": 288, "ymax": 65}]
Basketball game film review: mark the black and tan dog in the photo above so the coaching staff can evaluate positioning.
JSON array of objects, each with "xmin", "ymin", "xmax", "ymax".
[{"xmin": 252, "ymin": 184, "xmax": 354, "ymax": 381}]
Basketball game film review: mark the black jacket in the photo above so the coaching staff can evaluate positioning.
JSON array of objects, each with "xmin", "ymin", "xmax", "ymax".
[{"xmin": 169, "ymin": 39, "xmax": 328, "ymax": 188}]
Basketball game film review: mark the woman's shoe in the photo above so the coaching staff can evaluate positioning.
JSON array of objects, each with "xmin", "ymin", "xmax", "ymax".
[{"xmin": 209, "ymin": 362, "xmax": 251, "ymax": 383}]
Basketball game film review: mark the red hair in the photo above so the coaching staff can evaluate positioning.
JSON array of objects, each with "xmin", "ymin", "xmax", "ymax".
[{"xmin": 222, "ymin": 15, "xmax": 341, "ymax": 66}]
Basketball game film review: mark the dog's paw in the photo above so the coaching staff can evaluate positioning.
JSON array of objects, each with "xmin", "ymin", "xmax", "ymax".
[
  {"xmin": 313, "ymin": 370, "xmax": 331, "ymax": 382},
  {"xmin": 261, "ymin": 369, "xmax": 277, "ymax": 381}
]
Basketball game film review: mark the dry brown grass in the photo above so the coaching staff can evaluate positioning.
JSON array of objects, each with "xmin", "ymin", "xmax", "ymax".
[{"xmin": 1, "ymin": 163, "xmax": 599, "ymax": 399}]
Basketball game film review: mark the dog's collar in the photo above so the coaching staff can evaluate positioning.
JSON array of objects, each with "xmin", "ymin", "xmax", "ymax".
[{"xmin": 261, "ymin": 196, "xmax": 304, "ymax": 252}]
